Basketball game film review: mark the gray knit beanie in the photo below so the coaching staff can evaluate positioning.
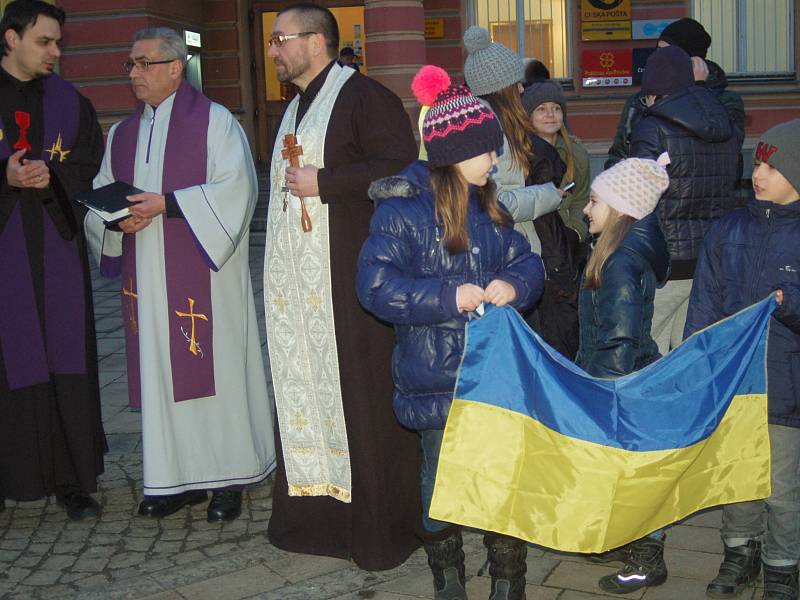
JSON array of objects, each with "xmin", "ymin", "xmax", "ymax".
[
  {"xmin": 755, "ymin": 119, "xmax": 800, "ymax": 196},
  {"xmin": 521, "ymin": 80, "xmax": 567, "ymax": 117},
  {"xmin": 463, "ymin": 26, "xmax": 524, "ymax": 96}
]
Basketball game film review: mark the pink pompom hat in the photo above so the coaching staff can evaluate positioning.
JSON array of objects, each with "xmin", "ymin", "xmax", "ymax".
[{"xmin": 411, "ymin": 65, "xmax": 503, "ymax": 167}]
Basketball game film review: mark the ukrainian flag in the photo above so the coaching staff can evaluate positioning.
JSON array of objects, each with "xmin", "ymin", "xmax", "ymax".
[{"xmin": 429, "ymin": 296, "xmax": 776, "ymax": 553}]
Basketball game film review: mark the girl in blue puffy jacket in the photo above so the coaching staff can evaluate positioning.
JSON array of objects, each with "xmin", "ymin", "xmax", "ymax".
[
  {"xmin": 356, "ymin": 66, "xmax": 544, "ymax": 600},
  {"xmin": 576, "ymin": 155, "xmax": 672, "ymax": 595}
]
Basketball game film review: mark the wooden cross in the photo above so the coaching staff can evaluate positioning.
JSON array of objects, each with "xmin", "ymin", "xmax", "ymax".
[
  {"xmin": 281, "ymin": 133, "xmax": 312, "ymax": 233},
  {"xmin": 174, "ymin": 297, "xmax": 208, "ymax": 356},
  {"xmin": 122, "ymin": 278, "xmax": 138, "ymax": 335}
]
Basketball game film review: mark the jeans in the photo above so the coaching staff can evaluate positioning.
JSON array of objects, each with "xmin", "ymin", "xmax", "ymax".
[
  {"xmin": 721, "ymin": 424, "xmax": 800, "ymax": 566},
  {"xmin": 420, "ymin": 429, "xmax": 452, "ymax": 533}
]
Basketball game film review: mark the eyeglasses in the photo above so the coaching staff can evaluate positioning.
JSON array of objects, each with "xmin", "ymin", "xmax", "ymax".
[
  {"xmin": 268, "ymin": 31, "xmax": 316, "ymax": 48},
  {"xmin": 123, "ymin": 58, "xmax": 175, "ymax": 73}
]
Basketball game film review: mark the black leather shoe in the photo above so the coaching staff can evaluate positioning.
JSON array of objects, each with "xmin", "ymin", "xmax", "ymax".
[
  {"xmin": 56, "ymin": 492, "xmax": 102, "ymax": 521},
  {"xmin": 137, "ymin": 490, "xmax": 208, "ymax": 518},
  {"xmin": 207, "ymin": 490, "xmax": 242, "ymax": 522}
]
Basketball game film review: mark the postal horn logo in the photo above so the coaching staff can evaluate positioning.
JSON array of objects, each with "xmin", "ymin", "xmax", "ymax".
[{"xmin": 588, "ymin": 0, "xmax": 624, "ymax": 8}]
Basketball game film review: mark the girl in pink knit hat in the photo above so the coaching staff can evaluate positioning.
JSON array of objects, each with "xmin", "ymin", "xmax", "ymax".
[{"xmin": 576, "ymin": 154, "xmax": 674, "ymax": 593}]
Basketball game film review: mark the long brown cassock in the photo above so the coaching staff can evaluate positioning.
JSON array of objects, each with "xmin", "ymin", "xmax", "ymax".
[{"xmin": 267, "ymin": 61, "xmax": 422, "ymax": 571}]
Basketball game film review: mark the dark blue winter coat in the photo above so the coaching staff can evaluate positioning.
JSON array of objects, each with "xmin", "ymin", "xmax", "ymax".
[
  {"xmin": 630, "ymin": 86, "xmax": 740, "ymax": 277},
  {"xmin": 575, "ymin": 213, "xmax": 671, "ymax": 378},
  {"xmin": 356, "ymin": 161, "xmax": 544, "ymax": 431},
  {"xmin": 684, "ymin": 198, "xmax": 800, "ymax": 428}
]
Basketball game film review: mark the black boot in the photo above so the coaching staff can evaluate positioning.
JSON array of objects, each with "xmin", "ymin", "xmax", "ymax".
[
  {"xmin": 706, "ymin": 540, "xmax": 761, "ymax": 598},
  {"xmin": 762, "ymin": 564, "xmax": 798, "ymax": 600},
  {"xmin": 484, "ymin": 533, "xmax": 527, "ymax": 600},
  {"xmin": 423, "ymin": 528, "xmax": 467, "ymax": 600},
  {"xmin": 56, "ymin": 492, "xmax": 102, "ymax": 521},
  {"xmin": 598, "ymin": 535, "xmax": 667, "ymax": 594},
  {"xmin": 586, "ymin": 544, "xmax": 632, "ymax": 564},
  {"xmin": 207, "ymin": 489, "xmax": 242, "ymax": 522}
]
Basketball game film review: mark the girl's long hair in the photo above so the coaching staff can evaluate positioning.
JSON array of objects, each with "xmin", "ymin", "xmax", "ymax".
[
  {"xmin": 430, "ymin": 164, "xmax": 510, "ymax": 253},
  {"xmin": 556, "ymin": 124, "xmax": 575, "ymax": 185},
  {"xmin": 584, "ymin": 207, "xmax": 637, "ymax": 289},
  {"xmin": 481, "ymin": 85, "xmax": 536, "ymax": 178}
]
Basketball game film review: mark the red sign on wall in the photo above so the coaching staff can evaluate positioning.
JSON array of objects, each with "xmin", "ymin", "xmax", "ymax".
[{"xmin": 581, "ymin": 48, "xmax": 633, "ymax": 87}]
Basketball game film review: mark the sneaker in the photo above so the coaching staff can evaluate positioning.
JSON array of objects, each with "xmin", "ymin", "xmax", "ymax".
[{"xmin": 598, "ymin": 536, "xmax": 668, "ymax": 594}]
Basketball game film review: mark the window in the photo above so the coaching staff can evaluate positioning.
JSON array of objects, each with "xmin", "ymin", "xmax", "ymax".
[
  {"xmin": 692, "ymin": 0, "xmax": 795, "ymax": 76},
  {"xmin": 468, "ymin": 0, "xmax": 571, "ymax": 79}
]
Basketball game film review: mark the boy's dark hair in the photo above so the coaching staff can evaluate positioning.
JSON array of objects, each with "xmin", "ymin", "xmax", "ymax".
[
  {"xmin": 278, "ymin": 3, "xmax": 339, "ymax": 60},
  {"xmin": 1, "ymin": 0, "xmax": 65, "ymax": 57},
  {"xmin": 339, "ymin": 46, "xmax": 355, "ymax": 58}
]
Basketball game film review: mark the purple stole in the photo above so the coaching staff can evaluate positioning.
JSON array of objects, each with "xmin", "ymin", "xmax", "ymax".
[
  {"xmin": 0, "ymin": 74, "xmax": 86, "ymax": 390},
  {"xmin": 110, "ymin": 81, "xmax": 215, "ymax": 407}
]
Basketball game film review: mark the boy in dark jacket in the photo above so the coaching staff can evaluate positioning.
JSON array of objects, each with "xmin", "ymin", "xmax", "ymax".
[
  {"xmin": 684, "ymin": 119, "xmax": 800, "ymax": 600},
  {"xmin": 630, "ymin": 45, "xmax": 739, "ymax": 357}
]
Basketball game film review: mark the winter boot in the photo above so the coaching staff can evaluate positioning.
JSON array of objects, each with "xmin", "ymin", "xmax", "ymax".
[
  {"xmin": 585, "ymin": 544, "xmax": 632, "ymax": 564},
  {"xmin": 762, "ymin": 564, "xmax": 798, "ymax": 600},
  {"xmin": 598, "ymin": 535, "xmax": 668, "ymax": 594},
  {"xmin": 706, "ymin": 540, "xmax": 762, "ymax": 598},
  {"xmin": 423, "ymin": 528, "xmax": 468, "ymax": 600},
  {"xmin": 484, "ymin": 533, "xmax": 527, "ymax": 600}
]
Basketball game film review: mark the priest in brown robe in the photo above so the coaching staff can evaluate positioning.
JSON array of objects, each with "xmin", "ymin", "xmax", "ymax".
[
  {"xmin": 263, "ymin": 2, "xmax": 421, "ymax": 571},
  {"xmin": 0, "ymin": 0, "xmax": 105, "ymax": 519}
]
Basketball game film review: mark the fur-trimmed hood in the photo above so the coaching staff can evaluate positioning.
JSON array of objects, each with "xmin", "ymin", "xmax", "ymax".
[{"xmin": 368, "ymin": 160, "xmax": 429, "ymax": 204}]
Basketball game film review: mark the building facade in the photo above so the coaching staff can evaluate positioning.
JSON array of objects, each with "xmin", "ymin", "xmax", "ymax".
[{"xmin": 10, "ymin": 0, "xmax": 799, "ymax": 167}]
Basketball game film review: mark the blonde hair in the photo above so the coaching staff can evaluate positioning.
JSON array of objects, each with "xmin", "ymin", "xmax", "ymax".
[
  {"xmin": 430, "ymin": 165, "xmax": 510, "ymax": 253},
  {"xmin": 481, "ymin": 86, "xmax": 536, "ymax": 178},
  {"xmin": 583, "ymin": 206, "xmax": 637, "ymax": 289}
]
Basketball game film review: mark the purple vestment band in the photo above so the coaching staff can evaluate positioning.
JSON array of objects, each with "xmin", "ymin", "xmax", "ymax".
[
  {"xmin": 0, "ymin": 74, "xmax": 86, "ymax": 390},
  {"xmin": 111, "ymin": 81, "xmax": 215, "ymax": 406}
]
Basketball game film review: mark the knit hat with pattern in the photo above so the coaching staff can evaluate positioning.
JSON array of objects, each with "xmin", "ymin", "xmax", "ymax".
[
  {"xmin": 591, "ymin": 153, "xmax": 671, "ymax": 220},
  {"xmin": 412, "ymin": 65, "xmax": 503, "ymax": 168},
  {"xmin": 463, "ymin": 26, "xmax": 524, "ymax": 96},
  {"xmin": 755, "ymin": 119, "xmax": 800, "ymax": 195}
]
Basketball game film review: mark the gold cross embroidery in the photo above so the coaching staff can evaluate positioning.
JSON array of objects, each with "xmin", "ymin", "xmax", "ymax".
[
  {"xmin": 174, "ymin": 297, "xmax": 208, "ymax": 356},
  {"xmin": 122, "ymin": 278, "xmax": 138, "ymax": 335},
  {"xmin": 46, "ymin": 133, "xmax": 71, "ymax": 163},
  {"xmin": 307, "ymin": 291, "xmax": 322, "ymax": 311},
  {"xmin": 273, "ymin": 294, "xmax": 289, "ymax": 313},
  {"xmin": 289, "ymin": 414, "xmax": 309, "ymax": 431}
]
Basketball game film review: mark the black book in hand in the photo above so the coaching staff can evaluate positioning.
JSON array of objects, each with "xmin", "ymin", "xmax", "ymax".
[{"xmin": 75, "ymin": 181, "xmax": 143, "ymax": 224}]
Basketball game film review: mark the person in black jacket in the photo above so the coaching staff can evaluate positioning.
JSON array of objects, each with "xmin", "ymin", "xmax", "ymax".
[
  {"xmin": 576, "ymin": 156, "xmax": 672, "ymax": 594},
  {"xmin": 685, "ymin": 120, "xmax": 800, "ymax": 600},
  {"xmin": 629, "ymin": 45, "xmax": 739, "ymax": 356},
  {"xmin": 605, "ymin": 18, "xmax": 745, "ymax": 173}
]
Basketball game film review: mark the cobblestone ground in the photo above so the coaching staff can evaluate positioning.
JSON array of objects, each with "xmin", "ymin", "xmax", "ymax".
[{"xmin": 0, "ymin": 231, "xmax": 765, "ymax": 600}]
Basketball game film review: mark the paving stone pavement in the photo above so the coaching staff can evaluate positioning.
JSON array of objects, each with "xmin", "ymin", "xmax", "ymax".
[{"xmin": 0, "ymin": 229, "xmax": 766, "ymax": 600}]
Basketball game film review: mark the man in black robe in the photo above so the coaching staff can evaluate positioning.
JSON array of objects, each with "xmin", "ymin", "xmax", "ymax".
[
  {"xmin": 264, "ymin": 3, "xmax": 421, "ymax": 571},
  {"xmin": 0, "ymin": 0, "xmax": 105, "ymax": 519}
]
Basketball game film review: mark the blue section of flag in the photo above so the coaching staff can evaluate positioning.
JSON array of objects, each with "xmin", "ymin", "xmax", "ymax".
[{"xmin": 455, "ymin": 295, "xmax": 776, "ymax": 451}]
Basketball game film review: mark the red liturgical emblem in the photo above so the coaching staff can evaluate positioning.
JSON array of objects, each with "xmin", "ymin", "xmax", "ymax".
[{"xmin": 13, "ymin": 111, "xmax": 32, "ymax": 152}]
